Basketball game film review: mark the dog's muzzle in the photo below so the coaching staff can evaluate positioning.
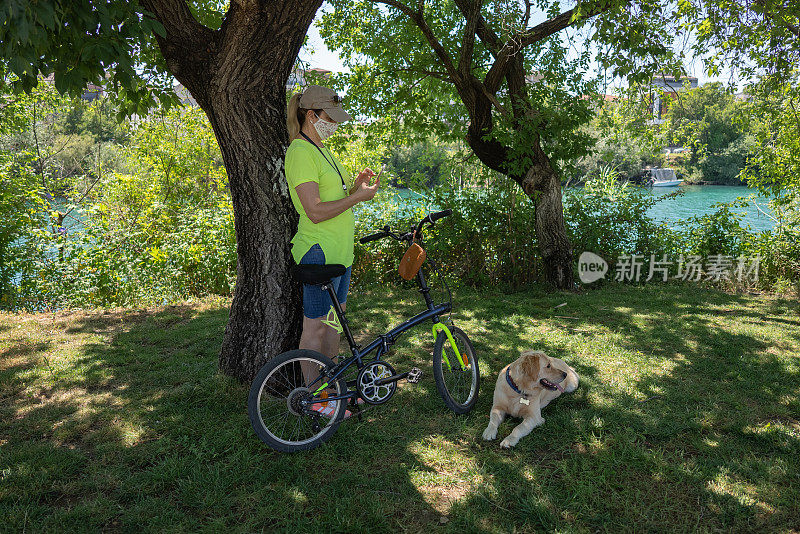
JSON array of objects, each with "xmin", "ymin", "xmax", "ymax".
[{"xmin": 540, "ymin": 375, "xmax": 566, "ymax": 392}]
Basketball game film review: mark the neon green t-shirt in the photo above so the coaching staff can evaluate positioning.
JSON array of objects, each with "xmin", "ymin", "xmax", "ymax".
[{"xmin": 285, "ymin": 138, "xmax": 355, "ymax": 268}]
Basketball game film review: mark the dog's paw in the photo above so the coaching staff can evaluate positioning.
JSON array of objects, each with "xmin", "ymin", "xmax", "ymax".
[
  {"xmin": 499, "ymin": 436, "xmax": 517, "ymax": 448},
  {"xmin": 482, "ymin": 426, "xmax": 497, "ymax": 441}
]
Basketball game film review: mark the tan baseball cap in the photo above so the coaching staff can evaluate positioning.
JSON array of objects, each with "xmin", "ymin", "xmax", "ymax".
[{"xmin": 299, "ymin": 85, "xmax": 353, "ymax": 123}]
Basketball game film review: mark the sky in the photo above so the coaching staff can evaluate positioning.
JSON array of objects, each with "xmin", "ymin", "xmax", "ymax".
[{"xmin": 299, "ymin": 24, "xmax": 347, "ymax": 74}]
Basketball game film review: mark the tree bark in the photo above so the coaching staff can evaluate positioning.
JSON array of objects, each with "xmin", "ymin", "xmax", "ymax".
[
  {"xmin": 208, "ymin": 89, "xmax": 304, "ymax": 381},
  {"xmin": 142, "ymin": 0, "xmax": 323, "ymax": 381},
  {"xmin": 516, "ymin": 153, "xmax": 574, "ymax": 290}
]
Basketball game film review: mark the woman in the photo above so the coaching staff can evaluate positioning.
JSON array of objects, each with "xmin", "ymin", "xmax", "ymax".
[{"xmin": 285, "ymin": 85, "xmax": 380, "ymax": 415}]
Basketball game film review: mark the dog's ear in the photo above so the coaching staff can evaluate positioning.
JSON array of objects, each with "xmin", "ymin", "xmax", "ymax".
[{"xmin": 519, "ymin": 352, "xmax": 541, "ymax": 379}]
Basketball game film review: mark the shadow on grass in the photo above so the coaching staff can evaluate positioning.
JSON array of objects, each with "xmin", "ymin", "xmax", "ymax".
[
  {"xmin": 0, "ymin": 302, "xmax": 450, "ymax": 531},
  {"xmin": 442, "ymin": 284, "xmax": 799, "ymax": 531},
  {"xmin": 1, "ymin": 284, "xmax": 798, "ymax": 531}
]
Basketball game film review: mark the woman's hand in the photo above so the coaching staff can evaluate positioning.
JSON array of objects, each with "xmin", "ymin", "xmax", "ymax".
[
  {"xmin": 349, "ymin": 167, "xmax": 376, "ymax": 195},
  {"xmin": 352, "ymin": 169, "xmax": 381, "ymax": 202}
]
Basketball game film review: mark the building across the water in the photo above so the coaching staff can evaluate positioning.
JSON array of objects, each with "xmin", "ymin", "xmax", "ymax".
[{"xmin": 649, "ymin": 75, "xmax": 699, "ymax": 124}]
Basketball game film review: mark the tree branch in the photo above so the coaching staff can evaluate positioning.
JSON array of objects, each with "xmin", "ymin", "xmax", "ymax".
[
  {"xmin": 139, "ymin": 0, "xmax": 215, "ymax": 55},
  {"xmin": 484, "ymin": 2, "xmax": 611, "ymax": 93},
  {"xmin": 458, "ymin": 0, "xmax": 483, "ymax": 77},
  {"xmin": 518, "ymin": 8, "xmax": 581, "ymax": 48},
  {"xmin": 139, "ymin": 0, "xmax": 216, "ymax": 87},
  {"xmin": 452, "ymin": 0, "xmax": 502, "ymax": 58},
  {"xmin": 371, "ymin": 0, "xmax": 462, "ymax": 84},
  {"xmin": 524, "ymin": 0, "xmax": 532, "ymax": 29}
]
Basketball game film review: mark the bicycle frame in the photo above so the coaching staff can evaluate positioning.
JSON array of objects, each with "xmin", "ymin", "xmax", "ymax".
[{"xmin": 304, "ymin": 263, "xmax": 467, "ymax": 404}]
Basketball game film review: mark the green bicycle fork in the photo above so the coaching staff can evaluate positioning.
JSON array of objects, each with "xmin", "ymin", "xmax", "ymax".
[{"xmin": 432, "ymin": 323, "xmax": 467, "ymax": 371}]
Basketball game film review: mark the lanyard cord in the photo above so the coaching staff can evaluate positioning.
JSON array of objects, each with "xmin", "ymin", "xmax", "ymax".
[{"xmin": 299, "ymin": 131, "xmax": 347, "ymax": 191}]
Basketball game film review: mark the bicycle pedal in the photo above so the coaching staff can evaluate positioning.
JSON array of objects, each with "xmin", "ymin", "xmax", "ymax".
[{"xmin": 407, "ymin": 367, "xmax": 423, "ymax": 383}]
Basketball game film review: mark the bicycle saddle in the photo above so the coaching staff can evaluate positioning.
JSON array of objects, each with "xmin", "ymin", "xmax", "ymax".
[{"xmin": 291, "ymin": 264, "xmax": 346, "ymax": 285}]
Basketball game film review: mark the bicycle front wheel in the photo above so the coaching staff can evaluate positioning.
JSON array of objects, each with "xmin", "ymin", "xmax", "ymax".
[
  {"xmin": 433, "ymin": 325, "xmax": 480, "ymax": 414},
  {"xmin": 248, "ymin": 349, "xmax": 347, "ymax": 453}
]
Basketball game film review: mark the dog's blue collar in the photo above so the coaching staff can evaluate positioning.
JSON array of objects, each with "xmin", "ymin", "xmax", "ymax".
[{"xmin": 506, "ymin": 368, "xmax": 526, "ymax": 397}]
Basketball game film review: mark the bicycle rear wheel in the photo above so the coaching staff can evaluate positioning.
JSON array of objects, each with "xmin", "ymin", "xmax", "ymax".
[
  {"xmin": 248, "ymin": 349, "xmax": 347, "ymax": 452},
  {"xmin": 432, "ymin": 325, "xmax": 480, "ymax": 414}
]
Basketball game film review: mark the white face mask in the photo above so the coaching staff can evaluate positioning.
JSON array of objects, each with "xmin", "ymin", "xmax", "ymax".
[{"xmin": 313, "ymin": 112, "xmax": 339, "ymax": 140}]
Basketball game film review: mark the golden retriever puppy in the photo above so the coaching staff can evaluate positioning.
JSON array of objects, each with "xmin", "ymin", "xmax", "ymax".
[{"xmin": 482, "ymin": 350, "xmax": 579, "ymax": 448}]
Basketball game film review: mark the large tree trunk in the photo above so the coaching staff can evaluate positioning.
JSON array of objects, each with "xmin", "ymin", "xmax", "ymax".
[
  {"xmin": 143, "ymin": 0, "xmax": 323, "ymax": 382},
  {"xmin": 207, "ymin": 90, "xmax": 303, "ymax": 381},
  {"xmin": 517, "ymin": 157, "xmax": 574, "ymax": 290}
]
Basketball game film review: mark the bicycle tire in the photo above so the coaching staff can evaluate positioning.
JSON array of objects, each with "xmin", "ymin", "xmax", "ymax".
[
  {"xmin": 248, "ymin": 349, "xmax": 347, "ymax": 452},
  {"xmin": 432, "ymin": 325, "xmax": 480, "ymax": 414}
]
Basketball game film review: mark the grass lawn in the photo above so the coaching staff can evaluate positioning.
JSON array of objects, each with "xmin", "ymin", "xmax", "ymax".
[{"xmin": 1, "ymin": 283, "xmax": 799, "ymax": 532}]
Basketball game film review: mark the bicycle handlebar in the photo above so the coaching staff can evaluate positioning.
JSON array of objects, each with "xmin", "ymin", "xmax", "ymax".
[
  {"xmin": 414, "ymin": 209, "xmax": 451, "ymax": 235},
  {"xmin": 359, "ymin": 210, "xmax": 452, "ymax": 245},
  {"xmin": 430, "ymin": 209, "xmax": 452, "ymax": 222},
  {"xmin": 359, "ymin": 226, "xmax": 390, "ymax": 244}
]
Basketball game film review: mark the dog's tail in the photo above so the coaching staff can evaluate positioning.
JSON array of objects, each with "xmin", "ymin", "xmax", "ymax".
[{"xmin": 563, "ymin": 365, "xmax": 579, "ymax": 393}]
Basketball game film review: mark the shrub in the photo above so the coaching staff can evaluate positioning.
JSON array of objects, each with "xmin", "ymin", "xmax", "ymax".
[{"xmin": 563, "ymin": 167, "xmax": 683, "ymax": 270}]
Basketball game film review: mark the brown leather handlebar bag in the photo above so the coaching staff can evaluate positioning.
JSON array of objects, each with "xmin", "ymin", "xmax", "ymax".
[{"xmin": 399, "ymin": 243, "xmax": 426, "ymax": 280}]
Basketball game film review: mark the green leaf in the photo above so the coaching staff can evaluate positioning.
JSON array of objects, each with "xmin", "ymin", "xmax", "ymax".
[{"xmin": 36, "ymin": 1, "xmax": 57, "ymax": 30}]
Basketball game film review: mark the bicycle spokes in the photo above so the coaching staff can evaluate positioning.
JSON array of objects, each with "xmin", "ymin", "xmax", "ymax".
[{"xmin": 256, "ymin": 357, "xmax": 339, "ymax": 446}]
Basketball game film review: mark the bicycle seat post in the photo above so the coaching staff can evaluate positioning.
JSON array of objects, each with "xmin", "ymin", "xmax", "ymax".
[{"xmin": 321, "ymin": 283, "xmax": 358, "ymax": 354}]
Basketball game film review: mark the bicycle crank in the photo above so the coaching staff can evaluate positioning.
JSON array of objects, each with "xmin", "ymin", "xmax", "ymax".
[
  {"xmin": 374, "ymin": 367, "xmax": 423, "ymax": 386},
  {"xmin": 356, "ymin": 361, "xmax": 397, "ymax": 405}
]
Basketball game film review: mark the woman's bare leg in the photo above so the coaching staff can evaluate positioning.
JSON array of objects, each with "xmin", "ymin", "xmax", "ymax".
[
  {"xmin": 298, "ymin": 316, "xmax": 326, "ymax": 386},
  {"xmin": 298, "ymin": 302, "xmax": 345, "ymax": 387},
  {"xmin": 321, "ymin": 302, "xmax": 345, "ymax": 360}
]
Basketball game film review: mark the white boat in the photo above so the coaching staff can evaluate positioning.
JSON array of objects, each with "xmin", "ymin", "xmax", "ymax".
[{"xmin": 647, "ymin": 168, "xmax": 683, "ymax": 187}]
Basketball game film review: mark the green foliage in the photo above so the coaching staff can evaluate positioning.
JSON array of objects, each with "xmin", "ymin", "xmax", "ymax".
[
  {"xmin": 354, "ymin": 182, "xmax": 540, "ymax": 290},
  {"xmin": 325, "ymin": 123, "xmax": 389, "ymax": 184},
  {"xmin": 0, "ymin": 155, "xmax": 46, "ymax": 305},
  {"xmin": 740, "ymin": 77, "xmax": 800, "ymax": 208},
  {"xmin": 8, "ymin": 201, "xmax": 236, "ymax": 310},
  {"xmin": 319, "ymin": 0, "xmax": 684, "ymax": 179},
  {"xmin": 60, "ymin": 97, "xmax": 130, "ymax": 143},
  {"xmin": 123, "ymin": 106, "xmax": 227, "ymax": 205},
  {"xmin": 0, "ymin": 78, "xmax": 102, "ymax": 194},
  {"xmin": 319, "ymin": 0, "xmax": 470, "ymax": 145},
  {"xmin": 576, "ymin": 89, "xmax": 665, "ymax": 181},
  {"xmin": 697, "ymin": 134, "xmax": 756, "ymax": 185},
  {"xmin": 680, "ymin": 199, "xmax": 750, "ymax": 257},
  {"xmin": 351, "ymin": 189, "xmax": 431, "ymax": 288},
  {"xmin": 736, "ymin": 76, "xmax": 800, "ymax": 291},
  {"xmin": 0, "ymin": 0, "xmax": 181, "ymax": 115},
  {"xmin": 677, "ymin": 196, "xmax": 800, "ymax": 293},
  {"xmin": 385, "ymin": 142, "xmax": 451, "ymax": 189},
  {"xmin": 745, "ymin": 224, "xmax": 800, "ymax": 293},
  {"xmin": 2, "ymin": 98, "xmax": 235, "ymax": 311},
  {"xmin": 663, "ymin": 82, "xmax": 752, "ymax": 184},
  {"xmin": 680, "ymin": 0, "xmax": 800, "ymax": 82},
  {"xmin": 563, "ymin": 167, "xmax": 683, "ymax": 269}
]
